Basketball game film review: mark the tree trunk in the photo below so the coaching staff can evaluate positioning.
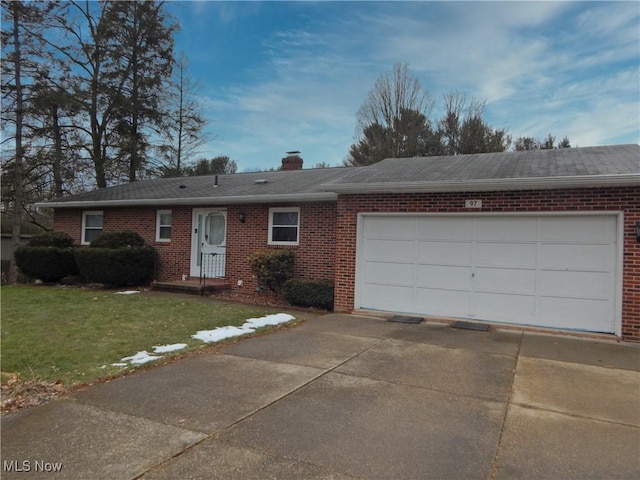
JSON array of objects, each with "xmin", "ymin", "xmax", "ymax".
[
  {"xmin": 51, "ymin": 104, "xmax": 64, "ymax": 197},
  {"xmin": 9, "ymin": 4, "xmax": 24, "ymax": 285}
]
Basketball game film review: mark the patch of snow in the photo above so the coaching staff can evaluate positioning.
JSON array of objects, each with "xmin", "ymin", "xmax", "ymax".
[
  {"xmin": 153, "ymin": 343, "xmax": 187, "ymax": 354},
  {"xmin": 116, "ymin": 290, "xmax": 140, "ymax": 295},
  {"xmin": 192, "ymin": 325, "xmax": 253, "ymax": 343},
  {"xmin": 244, "ymin": 313, "xmax": 295, "ymax": 328},
  {"xmin": 192, "ymin": 313, "xmax": 295, "ymax": 344},
  {"xmin": 121, "ymin": 351, "xmax": 161, "ymax": 365},
  {"xmin": 109, "ymin": 313, "xmax": 295, "ymax": 369}
]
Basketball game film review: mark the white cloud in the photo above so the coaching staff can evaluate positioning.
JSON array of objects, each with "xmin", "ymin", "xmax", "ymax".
[{"xmin": 179, "ymin": 1, "xmax": 639, "ymax": 170}]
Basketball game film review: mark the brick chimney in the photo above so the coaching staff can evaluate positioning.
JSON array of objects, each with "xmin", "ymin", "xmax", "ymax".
[{"xmin": 281, "ymin": 151, "xmax": 303, "ymax": 170}]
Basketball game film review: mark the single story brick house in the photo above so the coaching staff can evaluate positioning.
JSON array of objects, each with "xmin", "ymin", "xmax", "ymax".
[{"xmin": 37, "ymin": 145, "xmax": 640, "ymax": 341}]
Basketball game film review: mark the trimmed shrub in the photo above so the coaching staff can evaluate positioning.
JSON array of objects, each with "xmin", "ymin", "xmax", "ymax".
[
  {"xmin": 90, "ymin": 230, "xmax": 145, "ymax": 249},
  {"xmin": 27, "ymin": 231, "xmax": 74, "ymax": 248},
  {"xmin": 74, "ymin": 246, "xmax": 156, "ymax": 287},
  {"xmin": 283, "ymin": 279, "xmax": 334, "ymax": 310},
  {"xmin": 247, "ymin": 249, "xmax": 295, "ymax": 294},
  {"xmin": 14, "ymin": 246, "xmax": 77, "ymax": 282},
  {"xmin": 13, "ymin": 231, "xmax": 77, "ymax": 282}
]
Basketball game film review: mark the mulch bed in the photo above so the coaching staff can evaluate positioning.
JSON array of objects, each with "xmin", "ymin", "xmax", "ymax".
[{"xmin": 213, "ymin": 289, "xmax": 294, "ymax": 309}]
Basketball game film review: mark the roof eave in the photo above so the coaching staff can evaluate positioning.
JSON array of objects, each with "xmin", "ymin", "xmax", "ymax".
[
  {"xmin": 35, "ymin": 192, "xmax": 338, "ymax": 209},
  {"xmin": 321, "ymin": 174, "xmax": 640, "ymax": 194}
]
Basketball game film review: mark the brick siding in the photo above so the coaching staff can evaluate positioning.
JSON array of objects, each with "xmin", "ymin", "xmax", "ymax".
[
  {"xmin": 225, "ymin": 203, "xmax": 335, "ymax": 292},
  {"xmin": 52, "ymin": 185, "xmax": 639, "ymax": 341},
  {"xmin": 53, "ymin": 202, "xmax": 336, "ymax": 293},
  {"xmin": 334, "ymin": 186, "xmax": 640, "ymax": 342}
]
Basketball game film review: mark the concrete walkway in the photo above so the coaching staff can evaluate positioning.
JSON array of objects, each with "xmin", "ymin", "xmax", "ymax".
[{"xmin": 2, "ymin": 314, "xmax": 639, "ymax": 479}]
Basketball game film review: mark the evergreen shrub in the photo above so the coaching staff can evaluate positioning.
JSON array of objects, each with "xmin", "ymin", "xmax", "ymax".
[
  {"xmin": 283, "ymin": 279, "xmax": 334, "ymax": 310},
  {"xmin": 14, "ymin": 231, "xmax": 77, "ymax": 282},
  {"xmin": 74, "ymin": 246, "xmax": 156, "ymax": 287}
]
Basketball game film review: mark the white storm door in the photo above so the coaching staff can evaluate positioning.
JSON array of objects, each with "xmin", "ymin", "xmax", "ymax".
[{"xmin": 190, "ymin": 209, "xmax": 227, "ymax": 278}]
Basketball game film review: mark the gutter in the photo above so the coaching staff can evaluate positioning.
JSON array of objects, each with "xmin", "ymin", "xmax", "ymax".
[
  {"xmin": 320, "ymin": 174, "xmax": 640, "ymax": 194},
  {"xmin": 34, "ymin": 192, "xmax": 338, "ymax": 209}
]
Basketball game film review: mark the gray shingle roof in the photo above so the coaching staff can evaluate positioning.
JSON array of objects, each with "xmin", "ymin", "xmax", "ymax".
[
  {"xmin": 326, "ymin": 144, "xmax": 639, "ymax": 185},
  {"xmin": 41, "ymin": 144, "xmax": 638, "ymax": 208},
  {"xmin": 43, "ymin": 166, "xmax": 361, "ymax": 207}
]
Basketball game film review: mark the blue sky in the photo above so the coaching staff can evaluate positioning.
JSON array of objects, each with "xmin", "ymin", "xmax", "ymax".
[{"xmin": 167, "ymin": 1, "xmax": 640, "ymax": 172}]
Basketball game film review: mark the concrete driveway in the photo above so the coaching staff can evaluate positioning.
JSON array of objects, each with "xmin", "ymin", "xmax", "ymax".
[{"xmin": 2, "ymin": 314, "xmax": 639, "ymax": 479}]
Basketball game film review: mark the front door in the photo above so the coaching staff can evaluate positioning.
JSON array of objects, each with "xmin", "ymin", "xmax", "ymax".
[{"xmin": 190, "ymin": 209, "xmax": 227, "ymax": 278}]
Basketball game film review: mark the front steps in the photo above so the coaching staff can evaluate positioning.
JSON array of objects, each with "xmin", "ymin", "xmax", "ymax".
[{"xmin": 152, "ymin": 279, "xmax": 231, "ymax": 296}]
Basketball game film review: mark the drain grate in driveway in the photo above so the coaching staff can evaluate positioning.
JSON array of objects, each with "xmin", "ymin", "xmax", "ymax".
[
  {"xmin": 452, "ymin": 321, "xmax": 490, "ymax": 331},
  {"xmin": 389, "ymin": 315, "xmax": 423, "ymax": 324}
]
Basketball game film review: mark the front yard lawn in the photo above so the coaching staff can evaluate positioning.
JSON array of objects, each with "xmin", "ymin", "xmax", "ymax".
[{"xmin": 1, "ymin": 286, "xmax": 301, "ymax": 388}]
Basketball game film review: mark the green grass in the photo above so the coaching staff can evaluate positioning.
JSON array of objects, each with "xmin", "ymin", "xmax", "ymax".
[{"xmin": 1, "ymin": 286, "xmax": 298, "ymax": 385}]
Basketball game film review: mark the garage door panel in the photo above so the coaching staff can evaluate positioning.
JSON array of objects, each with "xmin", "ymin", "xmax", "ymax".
[
  {"xmin": 361, "ymin": 284, "xmax": 413, "ymax": 312},
  {"xmin": 365, "ymin": 261, "xmax": 413, "ymax": 286},
  {"xmin": 357, "ymin": 214, "xmax": 617, "ymax": 334},
  {"xmin": 538, "ymin": 298, "xmax": 611, "ymax": 331},
  {"xmin": 475, "ymin": 292, "xmax": 536, "ymax": 323},
  {"xmin": 416, "ymin": 264, "xmax": 472, "ymax": 290},
  {"xmin": 475, "ymin": 243, "xmax": 537, "ymax": 268},
  {"xmin": 414, "ymin": 288, "xmax": 470, "ymax": 318},
  {"xmin": 475, "ymin": 267, "xmax": 536, "ymax": 295},
  {"xmin": 415, "ymin": 217, "xmax": 473, "ymax": 240},
  {"xmin": 364, "ymin": 239, "xmax": 414, "ymax": 262},
  {"xmin": 538, "ymin": 271, "xmax": 611, "ymax": 300},
  {"xmin": 416, "ymin": 241, "xmax": 472, "ymax": 265},
  {"xmin": 539, "ymin": 244, "xmax": 613, "ymax": 271},
  {"xmin": 474, "ymin": 218, "xmax": 537, "ymax": 241},
  {"xmin": 365, "ymin": 217, "xmax": 416, "ymax": 239},
  {"xmin": 540, "ymin": 216, "xmax": 615, "ymax": 242}
]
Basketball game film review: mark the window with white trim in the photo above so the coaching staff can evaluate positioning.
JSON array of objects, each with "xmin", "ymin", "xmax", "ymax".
[
  {"xmin": 268, "ymin": 207, "xmax": 300, "ymax": 245},
  {"xmin": 156, "ymin": 210, "xmax": 172, "ymax": 242},
  {"xmin": 82, "ymin": 211, "xmax": 103, "ymax": 245}
]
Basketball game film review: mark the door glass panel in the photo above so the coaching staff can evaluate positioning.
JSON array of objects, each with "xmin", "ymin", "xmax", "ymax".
[{"xmin": 205, "ymin": 213, "xmax": 225, "ymax": 245}]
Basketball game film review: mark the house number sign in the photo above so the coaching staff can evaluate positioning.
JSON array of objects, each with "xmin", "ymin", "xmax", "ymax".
[{"xmin": 465, "ymin": 199, "xmax": 482, "ymax": 208}]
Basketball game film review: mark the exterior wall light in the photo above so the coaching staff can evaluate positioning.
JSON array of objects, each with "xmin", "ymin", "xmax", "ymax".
[
  {"xmin": 636, "ymin": 221, "xmax": 640, "ymax": 242},
  {"xmin": 239, "ymin": 212, "xmax": 246, "ymax": 223}
]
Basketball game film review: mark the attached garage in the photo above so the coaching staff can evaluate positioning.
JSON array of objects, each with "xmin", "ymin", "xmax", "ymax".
[{"xmin": 355, "ymin": 213, "xmax": 621, "ymax": 333}]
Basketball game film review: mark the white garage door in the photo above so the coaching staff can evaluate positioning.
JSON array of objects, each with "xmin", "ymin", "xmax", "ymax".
[{"xmin": 356, "ymin": 214, "xmax": 619, "ymax": 333}]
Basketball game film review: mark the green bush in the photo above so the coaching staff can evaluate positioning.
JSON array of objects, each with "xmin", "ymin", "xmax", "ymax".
[
  {"xmin": 75, "ymin": 246, "xmax": 156, "ymax": 287},
  {"xmin": 247, "ymin": 249, "xmax": 294, "ymax": 294},
  {"xmin": 283, "ymin": 279, "xmax": 334, "ymax": 310},
  {"xmin": 14, "ymin": 246, "xmax": 78, "ymax": 282},
  {"xmin": 90, "ymin": 230, "xmax": 145, "ymax": 249},
  {"xmin": 27, "ymin": 231, "xmax": 74, "ymax": 248}
]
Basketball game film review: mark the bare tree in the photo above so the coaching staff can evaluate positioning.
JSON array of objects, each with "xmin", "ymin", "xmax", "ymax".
[
  {"xmin": 35, "ymin": 1, "xmax": 176, "ymax": 187},
  {"xmin": 1, "ymin": 1, "xmax": 51, "ymax": 282},
  {"xmin": 347, "ymin": 63, "xmax": 436, "ymax": 165},
  {"xmin": 106, "ymin": 0, "xmax": 176, "ymax": 182},
  {"xmin": 514, "ymin": 133, "xmax": 571, "ymax": 150},
  {"xmin": 158, "ymin": 52, "xmax": 208, "ymax": 177},
  {"xmin": 436, "ymin": 91, "xmax": 510, "ymax": 155},
  {"xmin": 183, "ymin": 156, "xmax": 237, "ymax": 176},
  {"xmin": 347, "ymin": 72, "xmax": 512, "ymax": 165}
]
